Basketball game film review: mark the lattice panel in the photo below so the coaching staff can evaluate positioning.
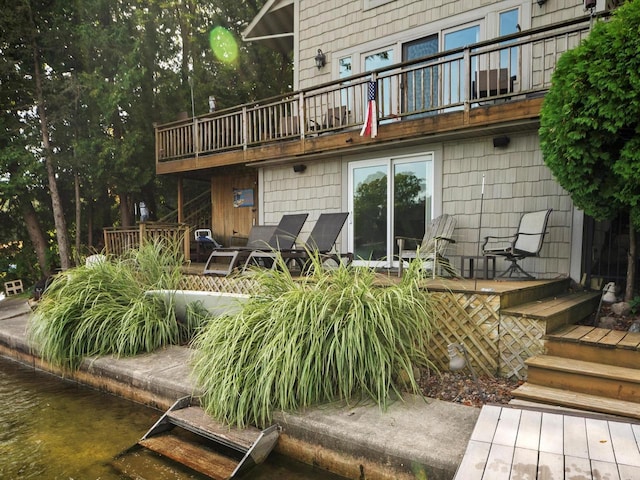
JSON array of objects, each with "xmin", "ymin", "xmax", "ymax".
[
  {"xmin": 429, "ymin": 291, "xmax": 501, "ymax": 377},
  {"xmin": 499, "ymin": 315, "xmax": 546, "ymax": 380},
  {"xmin": 178, "ymin": 275, "xmax": 259, "ymax": 295}
]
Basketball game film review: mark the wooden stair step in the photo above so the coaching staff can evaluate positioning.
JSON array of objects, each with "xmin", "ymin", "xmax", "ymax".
[
  {"xmin": 526, "ymin": 355, "xmax": 640, "ymax": 402},
  {"xmin": 527, "ymin": 355, "xmax": 640, "ymax": 382},
  {"xmin": 544, "ymin": 331, "xmax": 640, "ymax": 368},
  {"xmin": 512, "ymin": 383, "xmax": 640, "ymax": 420},
  {"xmin": 167, "ymin": 406, "xmax": 260, "ymax": 453},
  {"xmin": 501, "ymin": 291, "xmax": 600, "ymax": 331},
  {"xmin": 139, "ymin": 433, "xmax": 238, "ymax": 480}
]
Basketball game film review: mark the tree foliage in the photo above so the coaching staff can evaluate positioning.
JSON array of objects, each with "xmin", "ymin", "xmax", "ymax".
[
  {"xmin": 0, "ymin": 0, "xmax": 289, "ymax": 282},
  {"xmin": 540, "ymin": 1, "xmax": 640, "ymax": 226}
]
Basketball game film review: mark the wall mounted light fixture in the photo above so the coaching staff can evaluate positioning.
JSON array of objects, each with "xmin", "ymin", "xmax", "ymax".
[
  {"xmin": 493, "ymin": 136, "xmax": 510, "ymax": 148},
  {"xmin": 293, "ymin": 164, "xmax": 307, "ymax": 173},
  {"xmin": 536, "ymin": 0, "xmax": 546, "ymax": 6},
  {"xmin": 314, "ymin": 49, "xmax": 326, "ymax": 69}
]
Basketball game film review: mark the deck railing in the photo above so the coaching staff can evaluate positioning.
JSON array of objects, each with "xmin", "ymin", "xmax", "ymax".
[
  {"xmin": 156, "ymin": 16, "xmax": 594, "ymax": 163},
  {"xmin": 104, "ymin": 223, "xmax": 191, "ymax": 260}
]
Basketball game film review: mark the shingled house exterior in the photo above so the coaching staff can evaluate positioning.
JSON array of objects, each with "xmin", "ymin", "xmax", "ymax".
[{"xmin": 154, "ymin": 0, "xmax": 622, "ymax": 282}]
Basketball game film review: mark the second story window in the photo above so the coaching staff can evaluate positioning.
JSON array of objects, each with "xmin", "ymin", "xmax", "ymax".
[
  {"xmin": 364, "ymin": 49, "xmax": 394, "ymax": 118},
  {"xmin": 500, "ymin": 8, "xmax": 520, "ymax": 75}
]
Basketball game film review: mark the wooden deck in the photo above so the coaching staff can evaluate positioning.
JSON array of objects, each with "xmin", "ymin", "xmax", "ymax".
[{"xmin": 455, "ymin": 404, "xmax": 640, "ymax": 480}]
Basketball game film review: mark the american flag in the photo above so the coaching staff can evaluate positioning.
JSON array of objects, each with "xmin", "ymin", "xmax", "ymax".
[{"xmin": 360, "ymin": 81, "xmax": 378, "ymax": 138}]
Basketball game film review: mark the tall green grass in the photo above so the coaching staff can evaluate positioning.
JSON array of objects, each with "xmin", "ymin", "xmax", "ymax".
[
  {"xmin": 191, "ymin": 254, "xmax": 438, "ymax": 427},
  {"xmin": 28, "ymin": 239, "xmax": 187, "ymax": 368}
]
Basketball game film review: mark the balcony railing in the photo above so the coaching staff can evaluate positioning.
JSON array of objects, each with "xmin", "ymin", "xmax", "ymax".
[
  {"xmin": 155, "ymin": 16, "xmax": 594, "ymax": 163},
  {"xmin": 104, "ymin": 223, "xmax": 191, "ymax": 260}
]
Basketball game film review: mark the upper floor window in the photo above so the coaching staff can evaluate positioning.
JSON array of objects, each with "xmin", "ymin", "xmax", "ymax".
[{"xmin": 500, "ymin": 8, "xmax": 520, "ymax": 73}]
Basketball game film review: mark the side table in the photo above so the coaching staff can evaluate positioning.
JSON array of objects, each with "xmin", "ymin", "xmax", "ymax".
[{"xmin": 460, "ymin": 255, "xmax": 496, "ymax": 279}]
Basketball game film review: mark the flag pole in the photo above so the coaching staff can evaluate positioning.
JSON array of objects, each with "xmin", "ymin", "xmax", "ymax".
[{"xmin": 474, "ymin": 174, "xmax": 485, "ymax": 291}]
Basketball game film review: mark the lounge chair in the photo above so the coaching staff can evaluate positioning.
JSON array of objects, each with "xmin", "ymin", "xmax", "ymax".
[
  {"xmin": 203, "ymin": 214, "xmax": 308, "ymax": 276},
  {"xmin": 396, "ymin": 214, "xmax": 457, "ymax": 278},
  {"xmin": 243, "ymin": 212, "xmax": 351, "ymax": 273},
  {"xmin": 482, "ymin": 209, "xmax": 552, "ymax": 279}
]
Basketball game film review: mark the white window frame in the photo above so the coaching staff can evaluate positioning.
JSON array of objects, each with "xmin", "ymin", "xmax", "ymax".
[{"xmin": 347, "ymin": 150, "xmax": 437, "ymax": 268}]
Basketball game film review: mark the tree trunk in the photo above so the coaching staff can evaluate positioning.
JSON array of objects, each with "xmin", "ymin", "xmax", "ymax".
[
  {"xmin": 626, "ymin": 210, "xmax": 636, "ymax": 301},
  {"xmin": 75, "ymin": 170, "xmax": 81, "ymax": 260},
  {"xmin": 28, "ymin": 4, "xmax": 73, "ymax": 271},
  {"xmin": 120, "ymin": 193, "xmax": 134, "ymax": 227},
  {"xmin": 19, "ymin": 199, "xmax": 51, "ymax": 278}
]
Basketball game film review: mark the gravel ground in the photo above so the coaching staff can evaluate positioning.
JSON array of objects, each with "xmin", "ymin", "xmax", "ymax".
[{"xmin": 418, "ymin": 369, "xmax": 522, "ymax": 408}]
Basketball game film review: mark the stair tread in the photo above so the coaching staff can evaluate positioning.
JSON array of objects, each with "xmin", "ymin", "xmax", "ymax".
[
  {"xmin": 547, "ymin": 325, "xmax": 640, "ymax": 350},
  {"xmin": 139, "ymin": 433, "xmax": 238, "ymax": 480},
  {"xmin": 167, "ymin": 406, "xmax": 260, "ymax": 451},
  {"xmin": 526, "ymin": 355, "xmax": 640, "ymax": 382},
  {"xmin": 502, "ymin": 291, "xmax": 600, "ymax": 319},
  {"xmin": 512, "ymin": 383, "xmax": 640, "ymax": 420}
]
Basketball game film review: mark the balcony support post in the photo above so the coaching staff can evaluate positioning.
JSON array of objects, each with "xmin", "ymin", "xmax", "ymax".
[
  {"xmin": 242, "ymin": 106, "xmax": 248, "ymax": 150},
  {"xmin": 298, "ymin": 92, "xmax": 305, "ymax": 139}
]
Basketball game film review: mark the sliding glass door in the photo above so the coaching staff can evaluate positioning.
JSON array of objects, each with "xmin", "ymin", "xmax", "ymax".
[{"xmin": 349, "ymin": 153, "xmax": 433, "ymax": 267}]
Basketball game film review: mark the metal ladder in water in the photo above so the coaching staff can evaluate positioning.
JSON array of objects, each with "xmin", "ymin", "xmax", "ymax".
[{"xmin": 116, "ymin": 396, "xmax": 280, "ymax": 480}]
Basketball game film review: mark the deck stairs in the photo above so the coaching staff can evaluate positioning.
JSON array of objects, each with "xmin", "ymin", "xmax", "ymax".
[
  {"xmin": 114, "ymin": 396, "xmax": 280, "ymax": 480},
  {"xmin": 512, "ymin": 319, "xmax": 640, "ymax": 420}
]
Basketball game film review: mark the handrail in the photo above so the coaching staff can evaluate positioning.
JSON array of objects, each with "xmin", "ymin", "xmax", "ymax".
[{"xmin": 155, "ymin": 14, "xmax": 597, "ymax": 163}]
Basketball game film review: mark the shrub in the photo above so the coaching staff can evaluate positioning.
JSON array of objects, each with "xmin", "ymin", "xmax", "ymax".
[
  {"xmin": 28, "ymin": 239, "xmax": 186, "ymax": 368},
  {"xmin": 191, "ymin": 255, "xmax": 438, "ymax": 427}
]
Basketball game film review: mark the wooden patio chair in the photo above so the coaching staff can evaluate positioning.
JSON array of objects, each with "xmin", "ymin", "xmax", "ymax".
[
  {"xmin": 396, "ymin": 214, "xmax": 457, "ymax": 278},
  {"xmin": 244, "ymin": 212, "xmax": 351, "ymax": 273},
  {"xmin": 203, "ymin": 214, "xmax": 308, "ymax": 276},
  {"xmin": 482, "ymin": 209, "xmax": 552, "ymax": 279}
]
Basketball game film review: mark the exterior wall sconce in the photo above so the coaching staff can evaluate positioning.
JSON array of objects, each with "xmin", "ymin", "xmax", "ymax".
[
  {"xmin": 293, "ymin": 164, "xmax": 307, "ymax": 173},
  {"xmin": 314, "ymin": 49, "xmax": 326, "ymax": 69},
  {"xmin": 536, "ymin": 0, "xmax": 547, "ymax": 6},
  {"xmin": 493, "ymin": 136, "xmax": 510, "ymax": 148},
  {"xmin": 448, "ymin": 343, "xmax": 477, "ymax": 379}
]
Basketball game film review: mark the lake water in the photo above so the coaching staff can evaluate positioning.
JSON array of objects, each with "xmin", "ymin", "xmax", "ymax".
[{"xmin": 0, "ymin": 356, "xmax": 346, "ymax": 479}]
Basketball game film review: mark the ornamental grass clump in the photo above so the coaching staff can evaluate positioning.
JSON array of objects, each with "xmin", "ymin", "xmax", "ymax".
[
  {"xmin": 28, "ymin": 239, "xmax": 187, "ymax": 368},
  {"xmin": 191, "ymin": 255, "xmax": 438, "ymax": 427}
]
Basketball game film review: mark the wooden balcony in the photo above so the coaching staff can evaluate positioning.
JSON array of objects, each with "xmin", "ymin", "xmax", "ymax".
[{"xmin": 155, "ymin": 17, "xmax": 593, "ymax": 175}]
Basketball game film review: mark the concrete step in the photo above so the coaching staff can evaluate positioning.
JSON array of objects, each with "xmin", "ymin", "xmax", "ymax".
[
  {"xmin": 525, "ymin": 355, "xmax": 640, "ymax": 403},
  {"xmin": 501, "ymin": 291, "xmax": 600, "ymax": 332},
  {"xmin": 511, "ymin": 383, "xmax": 640, "ymax": 420}
]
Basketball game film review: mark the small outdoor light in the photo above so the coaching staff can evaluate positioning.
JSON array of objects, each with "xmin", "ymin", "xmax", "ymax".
[
  {"xmin": 208, "ymin": 95, "xmax": 216, "ymax": 113},
  {"xmin": 493, "ymin": 135, "xmax": 510, "ymax": 148},
  {"xmin": 536, "ymin": 0, "xmax": 547, "ymax": 6},
  {"xmin": 314, "ymin": 49, "xmax": 326, "ymax": 69},
  {"xmin": 448, "ymin": 343, "xmax": 477, "ymax": 379}
]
